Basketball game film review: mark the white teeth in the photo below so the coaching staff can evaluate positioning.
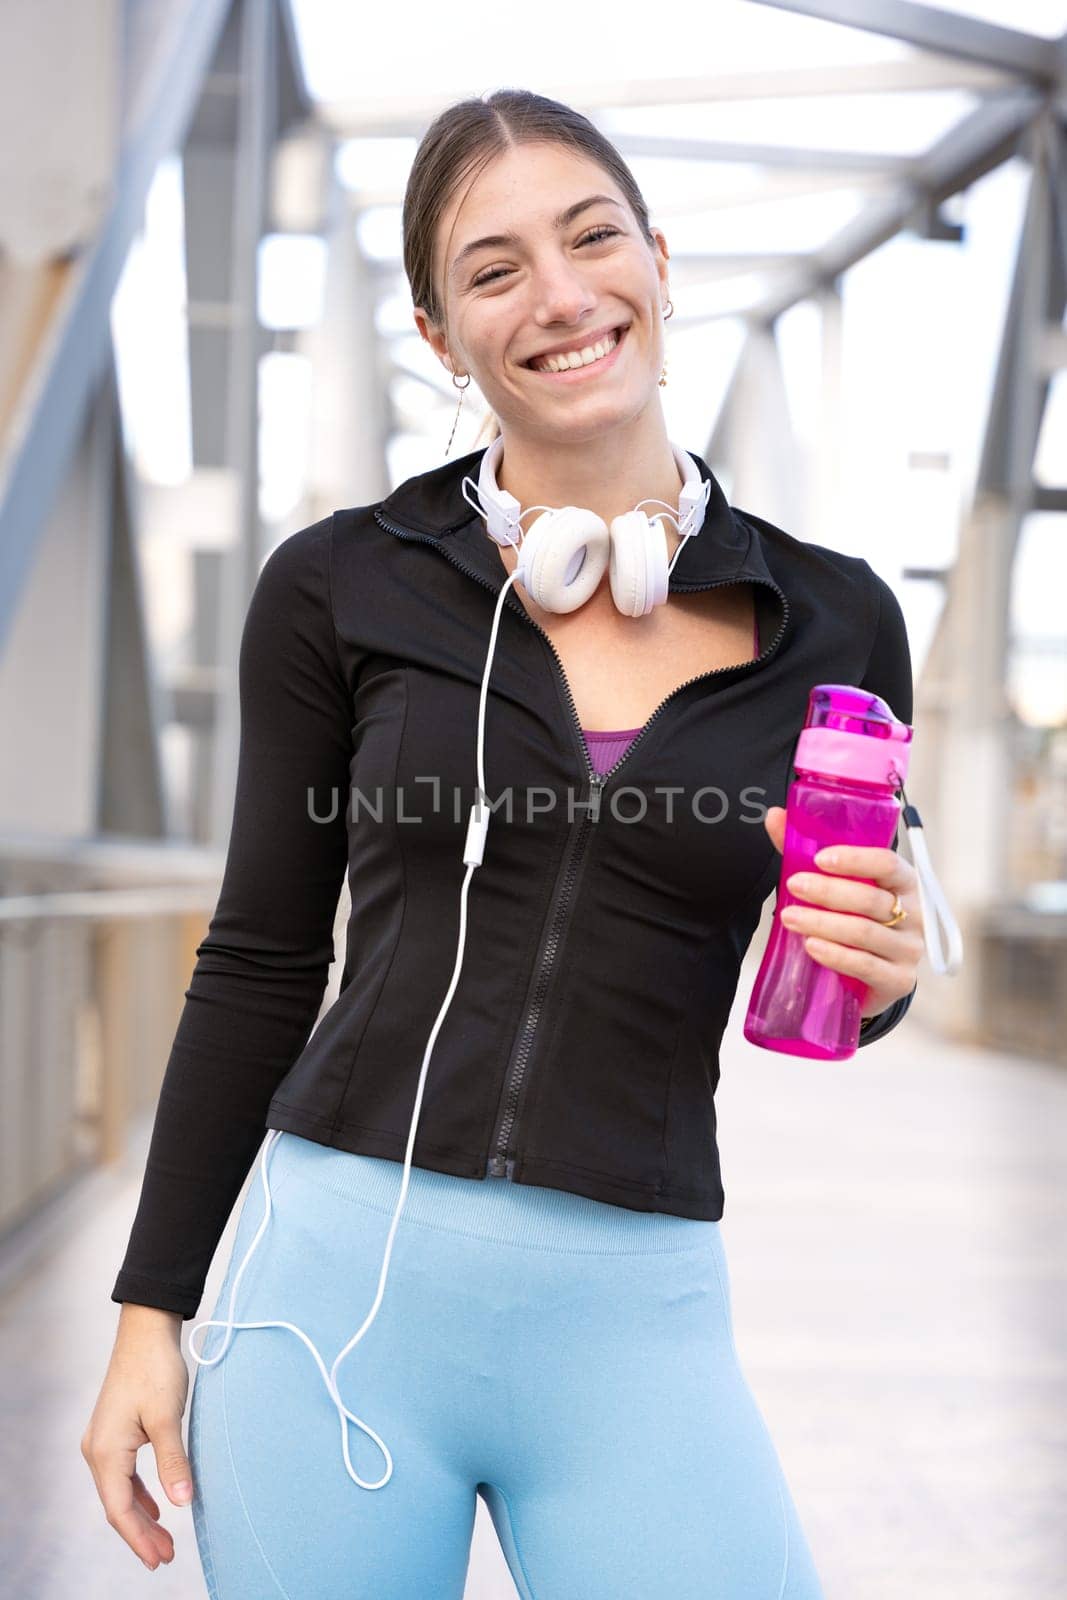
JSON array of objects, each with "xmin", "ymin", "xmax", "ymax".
[{"xmin": 533, "ymin": 328, "xmax": 620, "ymax": 373}]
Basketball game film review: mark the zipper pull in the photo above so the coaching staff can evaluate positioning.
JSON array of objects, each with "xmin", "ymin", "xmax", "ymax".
[{"xmin": 587, "ymin": 772, "xmax": 604, "ymax": 823}]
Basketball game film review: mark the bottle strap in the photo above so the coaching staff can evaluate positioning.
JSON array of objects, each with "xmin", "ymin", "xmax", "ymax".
[{"xmin": 898, "ymin": 784, "xmax": 964, "ymax": 976}]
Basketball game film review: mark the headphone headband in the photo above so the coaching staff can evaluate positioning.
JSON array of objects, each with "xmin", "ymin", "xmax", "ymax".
[{"xmin": 467, "ymin": 435, "xmax": 709, "ymax": 549}]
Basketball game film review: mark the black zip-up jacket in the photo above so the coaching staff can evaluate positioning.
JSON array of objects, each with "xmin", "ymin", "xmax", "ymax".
[{"xmin": 111, "ymin": 445, "xmax": 916, "ymax": 1320}]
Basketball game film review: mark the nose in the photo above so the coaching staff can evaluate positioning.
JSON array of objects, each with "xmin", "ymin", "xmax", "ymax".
[{"xmin": 531, "ymin": 258, "xmax": 598, "ymax": 330}]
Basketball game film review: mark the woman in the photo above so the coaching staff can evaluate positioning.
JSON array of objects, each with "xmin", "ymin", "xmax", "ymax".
[{"xmin": 82, "ymin": 89, "xmax": 924, "ymax": 1597}]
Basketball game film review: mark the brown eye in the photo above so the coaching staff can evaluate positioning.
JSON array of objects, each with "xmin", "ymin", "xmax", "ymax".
[{"xmin": 470, "ymin": 225, "xmax": 620, "ymax": 288}]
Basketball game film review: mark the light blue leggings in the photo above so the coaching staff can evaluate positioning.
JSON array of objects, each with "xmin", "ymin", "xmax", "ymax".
[{"xmin": 187, "ymin": 1130, "xmax": 825, "ymax": 1599}]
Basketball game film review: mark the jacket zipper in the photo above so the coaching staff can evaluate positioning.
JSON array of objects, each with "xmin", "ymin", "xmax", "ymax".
[
  {"xmin": 484, "ymin": 763, "xmax": 603, "ymax": 1176},
  {"xmin": 373, "ymin": 507, "xmax": 790, "ymax": 1180}
]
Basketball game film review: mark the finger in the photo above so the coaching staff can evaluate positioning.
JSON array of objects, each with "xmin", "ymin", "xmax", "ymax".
[
  {"xmin": 131, "ymin": 1471, "xmax": 161, "ymax": 1521},
  {"xmin": 780, "ymin": 903, "xmax": 924, "ymax": 964},
  {"xmin": 785, "ymin": 871, "xmax": 911, "ymax": 925},
  {"xmin": 813, "ymin": 843, "xmax": 913, "ymax": 888},
  {"xmin": 764, "ymin": 806, "xmax": 786, "ymax": 853},
  {"xmin": 799, "ymin": 933, "xmax": 901, "ymax": 991},
  {"xmin": 96, "ymin": 1448, "xmax": 176, "ymax": 1569},
  {"xmin": 787, "ymin": 917, "xmax": 922, "ymax": 993},
  {"xmin": 147, "ymin": 1415, "xmax": 194, "ymax": 1508}
]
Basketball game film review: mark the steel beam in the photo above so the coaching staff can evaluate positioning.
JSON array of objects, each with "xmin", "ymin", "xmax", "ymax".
[{"xmin": 747, "ymin": 0, "xmax": 1065, "ymax": 88}]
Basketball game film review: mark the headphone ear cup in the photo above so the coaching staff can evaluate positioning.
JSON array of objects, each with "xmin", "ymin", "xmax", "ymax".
[
  {"xmin": 608, "ymin": 512, "xmax": 670, "ymax": 617},
  {"xmin": 517, "ymin": 509, "xmax": 610, "ymax": 613}
]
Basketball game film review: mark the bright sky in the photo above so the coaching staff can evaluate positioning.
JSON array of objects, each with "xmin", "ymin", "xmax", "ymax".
[{"xmin": 110, "ymin": 2, "xmax": 1067, "ymax": 726}]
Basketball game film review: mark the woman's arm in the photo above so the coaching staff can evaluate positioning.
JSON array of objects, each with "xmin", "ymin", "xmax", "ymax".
[{"xmin": 110, "ymin": 516, "xmax": 354, "ymax": 1319}]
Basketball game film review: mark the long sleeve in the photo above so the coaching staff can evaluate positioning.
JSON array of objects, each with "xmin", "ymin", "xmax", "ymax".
[
  {"xmin": 856, "ymin": 562, "xmax": 917, "ymax": 1047},
  {"xmin": 110, "ymin": 517, "xmax": 353, "ymax": 1319}
]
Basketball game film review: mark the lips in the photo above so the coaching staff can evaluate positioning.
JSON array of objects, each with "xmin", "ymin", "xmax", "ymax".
[
  {"xmin": 524, "ymin": 324, "xmax": 627, "ymax": 374},
  {"xmin": 523, "ymin": 324, "xmax": 628, "ymax": 370}
]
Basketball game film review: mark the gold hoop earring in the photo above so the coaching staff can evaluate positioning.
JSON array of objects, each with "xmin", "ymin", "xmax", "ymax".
[{"xmin": 445, "ymin": 368, "xmax": 471, "ymax": 458}]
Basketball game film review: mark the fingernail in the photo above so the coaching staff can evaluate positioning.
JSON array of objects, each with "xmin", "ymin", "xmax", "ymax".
[
  {"xmin": 814, "ymin": 849, "xmax": 837, "ymax": 868},
  {"xmin": 172, "ymin": 1480, "xmax": 192, "ymax": 1502}
]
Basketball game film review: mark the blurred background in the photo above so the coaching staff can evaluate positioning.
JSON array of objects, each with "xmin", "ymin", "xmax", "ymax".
[{"xmin": 0, "ymin": 1, "xmax": 1065, "ymax": 1596}]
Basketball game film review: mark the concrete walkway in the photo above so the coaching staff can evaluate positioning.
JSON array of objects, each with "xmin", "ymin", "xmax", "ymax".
[
  {"xmin": 717, "ymin": 996, "xmax": 1066, "ymax": 1600},
  {"xmin": 1, "ymin": 981, "xmax": 1063, "ymax": 1598}
]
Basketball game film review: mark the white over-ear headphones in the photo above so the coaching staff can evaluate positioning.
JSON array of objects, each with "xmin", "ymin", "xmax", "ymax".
[{"xmin": 460, "ymin": 435, "xmax": 711, "ymax": 617}]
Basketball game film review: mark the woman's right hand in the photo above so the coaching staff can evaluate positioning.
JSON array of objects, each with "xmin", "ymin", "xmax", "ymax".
[{"xmin": 81, "ymin": 1304, "xmax": 193, "ymax": 1572}]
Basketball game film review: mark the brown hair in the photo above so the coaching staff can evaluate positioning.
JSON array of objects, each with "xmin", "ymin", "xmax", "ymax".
[{"xmin": 402, "ymin": 88, "xmax": 658, "ymax": 449}]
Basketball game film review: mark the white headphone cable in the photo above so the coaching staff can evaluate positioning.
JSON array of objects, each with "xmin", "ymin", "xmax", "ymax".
[{"xmin": 188, "ymin": 569, "xmax": 522, "ymax": 1490}]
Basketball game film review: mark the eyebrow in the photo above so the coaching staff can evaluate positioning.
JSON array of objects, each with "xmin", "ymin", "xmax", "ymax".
[{"xmin": 449, "ymin": 195, "xmax": 625, "ymax": 280}]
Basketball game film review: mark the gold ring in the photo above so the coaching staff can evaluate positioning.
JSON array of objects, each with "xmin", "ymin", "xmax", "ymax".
[{"xmin": 882, "ymin": 893, "xmax": 908, "ymax": 928}]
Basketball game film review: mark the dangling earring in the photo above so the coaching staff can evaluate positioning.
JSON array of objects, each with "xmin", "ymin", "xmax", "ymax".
[
  {"xmin": 659, "ymin": 295, "xmax": 673, "ymax": 388},
  {"xmin": 445, "ymin": 367, "xmax": 471, "ymax": 458}
]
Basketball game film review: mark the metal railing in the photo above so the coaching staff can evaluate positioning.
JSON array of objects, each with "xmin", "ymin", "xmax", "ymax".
[{"xmin": 0, "ymin": 867, "xmax": 221, "ymax": 1241}]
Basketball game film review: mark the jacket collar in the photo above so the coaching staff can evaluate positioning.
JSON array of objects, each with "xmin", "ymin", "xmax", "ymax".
[{"xmin": 376, "ymin": 443, "xmax": 776, "ymax": 592}]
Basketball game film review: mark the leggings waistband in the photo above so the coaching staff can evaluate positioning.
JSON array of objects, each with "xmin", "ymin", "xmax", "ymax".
[{"xmin": 268, "ymin": 1130, "xmax": 719, "ymax": 1256}]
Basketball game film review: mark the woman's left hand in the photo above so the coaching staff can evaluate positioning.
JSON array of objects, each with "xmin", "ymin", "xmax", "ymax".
[{"xmin": 763, "ymin": 805, "xmax": 925, "ymax": 1020}]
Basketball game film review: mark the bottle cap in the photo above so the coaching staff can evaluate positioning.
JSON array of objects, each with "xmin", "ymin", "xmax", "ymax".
[{"xmin": 795, "ymin": 683, "xmax": 912, "ymax": 788}]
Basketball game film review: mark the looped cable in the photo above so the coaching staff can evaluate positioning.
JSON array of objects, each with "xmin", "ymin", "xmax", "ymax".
[
  {"xmin": 898, "ymin": 784, "xmax": 964, "ymax": 976},
  {"xmin": 653, "ymin": 478, "xmax": 711, "ymax": 577},
  {"xmin": 461, "ymin": 474, "xmax": 521, "ymax": 542},
  {"xmin": 461, "ymin": 474, "xmax": 565, "ymax": 547},
  {"xmin": 187, "ymin": 1128, "xmax": 395, "ymax": 1490},
  {"xmin": 187, "ymin": 570, "xmax": 524, "ymax": 1493}
]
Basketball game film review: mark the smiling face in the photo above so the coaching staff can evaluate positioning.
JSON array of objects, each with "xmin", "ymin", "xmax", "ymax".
[{"xmin": 414, "ymin": 142, "xmax": 671, "ymax": 445}]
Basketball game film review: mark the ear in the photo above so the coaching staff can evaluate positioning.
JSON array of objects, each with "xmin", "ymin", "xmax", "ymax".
[
  {"xmin": 649, "ymin": 227, "xmax": 671, "ymax": 295},
  {"xmin": 413, "ymin": 308, "xmax": 453, "ymax": 372}
]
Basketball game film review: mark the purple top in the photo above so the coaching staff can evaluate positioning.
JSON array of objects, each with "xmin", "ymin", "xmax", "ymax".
[{"xmin": 582, "ymin": 610, "xmax": 760, "ymax": 774}]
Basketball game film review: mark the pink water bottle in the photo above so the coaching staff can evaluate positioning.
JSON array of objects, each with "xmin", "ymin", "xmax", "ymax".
[{"xmin": 744, "ymin": 683, "xmax": 913, "ymax": 1060}]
